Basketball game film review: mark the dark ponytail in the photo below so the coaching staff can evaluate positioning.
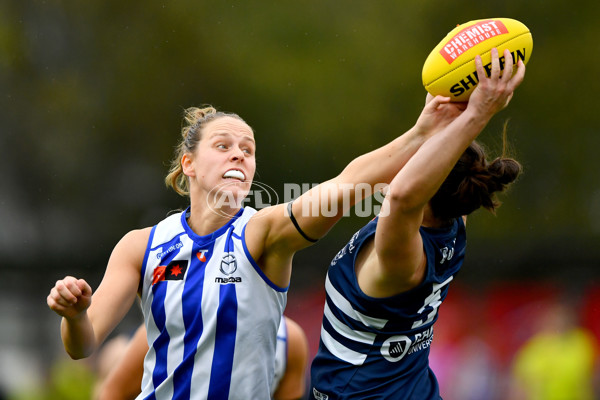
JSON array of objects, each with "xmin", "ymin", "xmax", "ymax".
[{"xmin": 429, "ymin": 140, "xmax": 522, "ymax": 221}]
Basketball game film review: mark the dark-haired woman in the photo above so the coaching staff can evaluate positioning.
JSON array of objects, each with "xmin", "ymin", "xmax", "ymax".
[{"xmin": 310, "ymin": 48, "xmax": 526, "ymax": 399}]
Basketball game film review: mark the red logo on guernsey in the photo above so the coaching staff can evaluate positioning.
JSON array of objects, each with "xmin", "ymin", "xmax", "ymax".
[
  {"xmin": 196, "ymin": 250, "xmax": 208, "ymax": 262},
  {"xmin": 152, "ymin": 260, "xmax": 189, "ymax": 284},
  {"xmin": 440, "ymin": 20, "xmax": 509, "ymax": 64}
]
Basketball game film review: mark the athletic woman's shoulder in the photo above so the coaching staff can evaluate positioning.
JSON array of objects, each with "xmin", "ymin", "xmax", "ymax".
[{"xmin": 114, "ymin": 227, "xmax": 153, "ymax": 255}]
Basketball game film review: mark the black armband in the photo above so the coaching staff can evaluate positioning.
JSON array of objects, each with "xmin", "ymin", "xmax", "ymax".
[{"xmin": 287, "ymin": 201, "xmax": 318, "ymax": 243}]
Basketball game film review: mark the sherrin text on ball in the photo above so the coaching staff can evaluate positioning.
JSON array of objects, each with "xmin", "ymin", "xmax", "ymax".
[{"xmin": 422, "ymin": 18, "xmax": 533, "ymax": 102}]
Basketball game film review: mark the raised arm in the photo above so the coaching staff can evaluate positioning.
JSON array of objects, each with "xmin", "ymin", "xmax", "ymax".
[
  {"xmin": 245, "ymin": 95, "xmax": 468, "ymax": 286},
  {"xmin": 47, "ymin": 228, "xmax": 149, "ymax": 359},
  {"xmin": 288, "ymin": 94, "xmax": 468, "ymax": 239},
  {"xmin": 371, "ymin": 48, "xmax": 525, "ymax": 293}
]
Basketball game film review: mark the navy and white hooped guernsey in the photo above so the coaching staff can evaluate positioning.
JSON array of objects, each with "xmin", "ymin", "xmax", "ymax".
[
  {"xmin": 310, "ymin": 216, "xmax": 466, "ymax": 400},
  {"xmin": 137, "ymin": 207, "xmax": 287, "ymax": 400}
]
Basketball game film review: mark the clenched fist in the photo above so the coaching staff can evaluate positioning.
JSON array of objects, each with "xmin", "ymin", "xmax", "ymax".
[{"xmin": 47, "ymin": 276, "xmax": 92, "ymax": 320}]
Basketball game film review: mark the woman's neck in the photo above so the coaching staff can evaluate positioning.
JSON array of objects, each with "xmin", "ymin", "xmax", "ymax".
[
  {"xmin": 421, "ymin": 206, "xmax": 453, "ymax": 228},
  {"xmin": 187, "ymin": 195, "xmax": 241, "ymax": 236}
]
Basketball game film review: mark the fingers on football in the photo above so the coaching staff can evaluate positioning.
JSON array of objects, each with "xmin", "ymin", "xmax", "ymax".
[
  {"xmin": 501, "ymin": 49, "xmax": 514, "ymax": 84},
  {"xmin": 509, "ymin": 58, "xmax": 526, "ymax": 91},
  {"xmin": 427, "ymin": 95, "xmax": 451, "ymax": 111},
  {"xmin": 489, "ymin": 48, "xmax": 501, "ymax": 80},
  {"xmin": 474, "ymin": 55, "xmax": 485, "ymax": 82}
]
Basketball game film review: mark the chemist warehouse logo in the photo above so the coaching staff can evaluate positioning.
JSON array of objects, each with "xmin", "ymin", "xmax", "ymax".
[
  {"xmin": 440, "ymin": 20, "xmax": 509, "ymax": 64},
  {"xmin": 380, "ymin": 327, "xmax": 434, "ymax": 362}
]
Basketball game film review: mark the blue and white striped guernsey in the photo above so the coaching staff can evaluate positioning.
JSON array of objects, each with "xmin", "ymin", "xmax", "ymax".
[
  {"xmin": 272, "ymin": 316, "xmax": 288, "ymax": 397},
  {"xmin": 138, "ymin": 207, "xmax": 288, "ymax": 400},
  {"xmin": 310, "ymin": 216, "xmax": 466, "ymax": 400}
]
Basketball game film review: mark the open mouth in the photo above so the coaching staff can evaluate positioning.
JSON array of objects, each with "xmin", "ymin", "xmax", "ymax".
[{"xmin": 223, "ymin": 169, "xmax": 246, "ymax": 181}]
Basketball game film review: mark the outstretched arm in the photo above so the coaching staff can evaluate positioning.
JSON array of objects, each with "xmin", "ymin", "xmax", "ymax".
[
  {"xmin": 287, "ymin": 94, "xmax": 466, "ymax": 240},
  {"xmin": 368, "ymin": 48, "xmax": 525, "ymax": 295},
  {"xmin": 246, "ymin": 95, "xmax": 466, "ymax": 286}
]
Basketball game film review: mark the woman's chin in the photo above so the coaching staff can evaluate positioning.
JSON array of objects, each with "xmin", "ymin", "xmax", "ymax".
[{"xmin": 208, "ymin": 187, "xmax": 249, "ymax": 210}]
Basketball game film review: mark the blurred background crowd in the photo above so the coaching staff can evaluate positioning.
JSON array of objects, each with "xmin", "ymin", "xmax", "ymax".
[{"xmin": 1, "ymin": 0, "xmax": 599, "ymax": 399}]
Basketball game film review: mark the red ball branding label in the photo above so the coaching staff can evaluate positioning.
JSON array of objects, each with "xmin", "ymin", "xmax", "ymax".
[{"xmin": 440, "ymin": 20, "xmax": 509, "ymax": 64}]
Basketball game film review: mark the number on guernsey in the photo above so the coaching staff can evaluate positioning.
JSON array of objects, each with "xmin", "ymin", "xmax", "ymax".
[{"xmin": 411, "ymin": 276, "xmax": 453, "ymax": 329}]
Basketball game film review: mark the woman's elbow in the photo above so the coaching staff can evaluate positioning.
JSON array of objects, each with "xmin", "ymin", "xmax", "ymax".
[{"xmin": 385, "ymin": 184, "xmax": 422, "ymax": 213}]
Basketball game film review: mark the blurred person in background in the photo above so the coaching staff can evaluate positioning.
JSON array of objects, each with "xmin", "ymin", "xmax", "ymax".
[
  {"xmin": 429, "ymin": 304, "xmax": 501, "ymax": 400},
  {"xmin": 310, "ymin": 49, "xmax": 526, "ymax": 399},
  {"xmin": 47, "ymin": 87, "xmax": 464, "ymax": 398},
  {"xmin": 443, "ymin": 331, "xmax": 500, "ymax": 400},
  {"xmin": 509, "ymin": 300, "xmax": 599, "ymax": 400},
  {"xmin": 94, "ymin": 315, "xmax": 309, "ymax": 400}
]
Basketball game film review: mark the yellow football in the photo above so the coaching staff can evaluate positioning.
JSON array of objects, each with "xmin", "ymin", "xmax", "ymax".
[{"xmin": 422, "ymin": 18, "xmax": 533, "ymax": 102}]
